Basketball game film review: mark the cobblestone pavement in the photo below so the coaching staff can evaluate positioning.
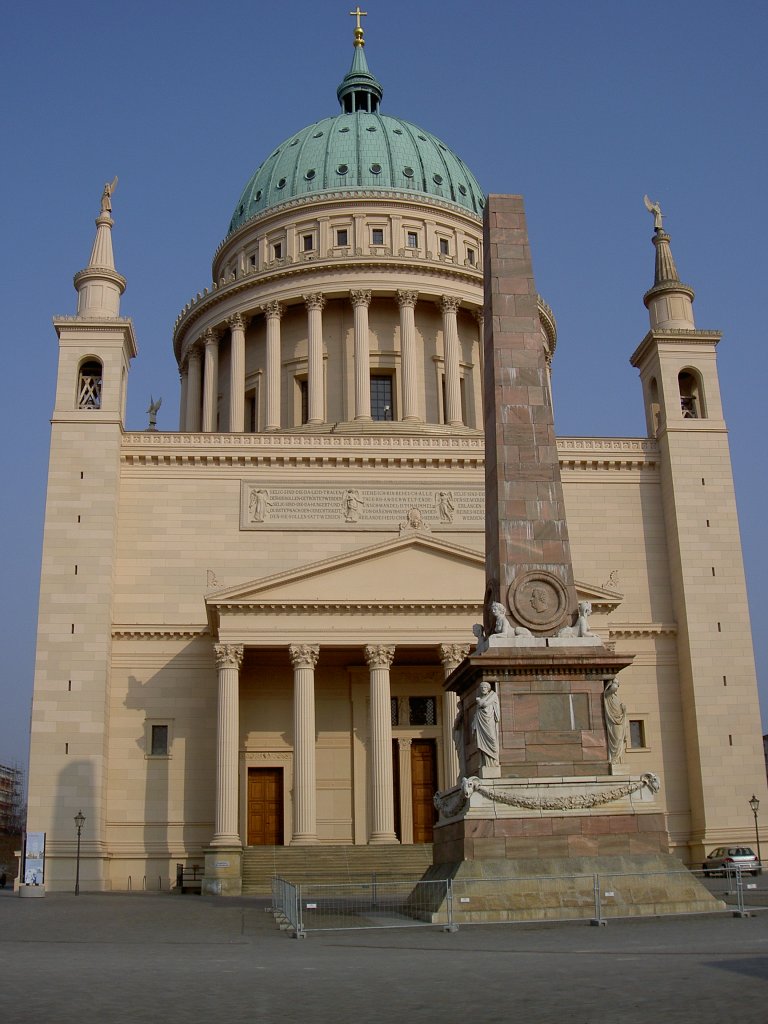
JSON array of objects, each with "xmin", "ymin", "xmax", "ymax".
[{"xmin": 1, "ymin": 891, "xmax": 767, "ymax": 1024}]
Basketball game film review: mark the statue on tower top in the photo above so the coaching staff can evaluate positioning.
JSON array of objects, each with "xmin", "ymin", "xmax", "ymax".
[
  {"xmin": 643, "ymin": 194, "xmax": 663, "ymax": 233},
  {"xmin": 100, "ymin": 176, "xmax": 118, "ymax": 214}
]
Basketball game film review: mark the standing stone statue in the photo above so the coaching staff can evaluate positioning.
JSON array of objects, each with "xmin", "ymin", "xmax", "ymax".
[
  {"xmin": 452, "ymin": 699, "xmax": 467, "ymax": 781},
  {"xmin": 471, "ymin": 681, "xmax": 500, "ymax": 768},
  {"xmin": 101, "ymin": 176, "xmax": 118, "ymax": 214},
  {"xmin": 603, "ymin": 678, "xmax": 627, "ymax": 765},
  {"xmin": 146, "ymin": 396, "xmax": 162, "ymax": 431}
]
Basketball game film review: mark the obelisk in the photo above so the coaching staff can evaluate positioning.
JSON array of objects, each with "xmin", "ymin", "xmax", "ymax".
[{"xmin": 483, "ymin": 195, "xmax": 576, "ymax": 635}]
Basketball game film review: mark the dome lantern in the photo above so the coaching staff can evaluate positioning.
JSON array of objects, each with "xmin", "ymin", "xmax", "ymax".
[{"xmin": 336, "ymin": 7, "xmax": 383, "ymax": 114}]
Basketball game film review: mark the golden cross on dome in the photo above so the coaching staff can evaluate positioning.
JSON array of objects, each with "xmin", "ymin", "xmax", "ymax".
[{"xmin": 349, "ymin": 6, "xmax": 368, "ymax": 30}]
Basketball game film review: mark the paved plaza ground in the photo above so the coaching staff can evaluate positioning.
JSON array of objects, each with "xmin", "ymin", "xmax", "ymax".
[{"xmin": 1, "ymin": 889, "xmax": 767, "ymax": 1023}]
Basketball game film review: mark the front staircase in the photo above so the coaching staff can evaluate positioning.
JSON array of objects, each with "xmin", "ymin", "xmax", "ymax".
[{"xmin": 242, "ymin": 844, "xmax": 433, "ymax": 895}]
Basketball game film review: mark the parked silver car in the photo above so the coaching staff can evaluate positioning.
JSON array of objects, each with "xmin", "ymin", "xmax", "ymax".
[{"xmin": 702, "ymin": 846, "xmax": 761, "ymax": 875}]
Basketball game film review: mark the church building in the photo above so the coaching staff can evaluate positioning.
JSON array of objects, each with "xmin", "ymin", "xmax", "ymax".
[{"xmin": 26, "ymin": 19, "xmax": 766, "ymax": 892}]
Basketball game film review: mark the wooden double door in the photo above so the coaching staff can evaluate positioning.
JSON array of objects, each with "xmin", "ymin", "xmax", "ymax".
[
  {"xmin": 247, "ymin": 767, "xmax": 284, "ymax": 846},
  {"xmin": 393, "ymin": 738, "xmax": 438, "ymax": 844}
]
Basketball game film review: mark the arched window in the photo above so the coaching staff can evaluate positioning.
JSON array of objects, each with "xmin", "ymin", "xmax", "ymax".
[
  {"xmin": 648, "ymin": 377, "xmax": 661, "ymax": 434},
  {"xmin": 77, "ymin": 358, "xmax": 103, "ymax": 409},
  {"xmin": 678, "ymin": 369, "xmax": 704, "ymax": 419}
]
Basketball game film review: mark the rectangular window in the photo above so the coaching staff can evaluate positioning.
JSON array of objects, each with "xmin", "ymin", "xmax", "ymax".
[
  {"xmin": 439, "ymin": 238, "xmax": 450, "ymax": 256},
  {"xmin": 299, "ymin": 380, "xmax": 309, "ymax": 425},
  {"xmin": 466, "ymin": 247, "xmax": 476, "ymax": 266},
  {"xmin": 408, "ymin": 697, "xmax": 436, "ymax": 726},
  {"xmin": 406, "ymin": 231, "xmax": 419, "ymax": 249},
  {"xmin": 336, "ymin": 228, "xmax": 348, "ymax": 246},
  {"xmin": 273, "ymin": 242, "xmax": 282, "ymax": 260},
  {"xmin": 249, "ymin": 254, "xmax": 257, "ymax": 268},
  {"xmin": 302, "ymin": 234, "xmax": 314, "ymax": 252},
  {"xmin": 150, "ymin": 724, "xmax": 169, "ymax": 756},
  {"xmin": 629, "ymin": 720, "xmax": 647, "ymax": 749},
  {"xmin": 370, "ymin": 375, "xmax": 393, "ymax": 421},
  {"xmin": 371, "ymin": 228, "xmax": 384, "ymax": 246}
]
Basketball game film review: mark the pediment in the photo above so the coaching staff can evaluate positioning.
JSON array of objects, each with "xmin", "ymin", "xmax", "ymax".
[
  {"xmin": 573, "ymin": 580, "xmax": 624, "ymax": 613},
  {"xmin": 206, "ymin": 533, "xmax": 485, "ymax": 618}
]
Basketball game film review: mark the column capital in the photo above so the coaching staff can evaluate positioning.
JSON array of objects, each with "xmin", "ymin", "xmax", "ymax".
[
  {"xmin": 214, "ymin": 643, "xmax": 244, "ymax": 670},
  {"xmin": 439, "ymin": 295, "xmax": 462, "ymax": 315},
  {"xmin": 303, "ymin": 292, "xmax": 326, "ymax": 311},
  {"xmin": 202, "ymin": 326, "xmax": 219, "ymax": 347},
  {"xmin": 227, "ymin": 312, "xmax": 247, "ymax": 332},
  {"xmin": 473, "ymin": 309, "xmax": 484, "ymax": 326},
  {"xmin": 262, "ymin": 300, "xmax": 284, "ymax": 320},
  {"xmin": 350, "ymin": 289, "xmax": 372, "ymax": 308},
  {"xmin": 396, "ymin": 290, "xmax": 418, "ymax": 309},
  {"xmin": 397, "ymin": 737, "xmax": 413, "ymax": 752},
  {"xmin": 438, "ymin": 643, "xmax": 470, "ymax": 672},
  {"xmin": 288, "ymin": 643, "xmax": 320, "ymax": 670},
  {"xmin": 364, "ymin": 644, "xmax": 396, "ymax": 670},
  {"xmin": 187, "ymin": 344, "xmax": 202, "ymax": 365}
]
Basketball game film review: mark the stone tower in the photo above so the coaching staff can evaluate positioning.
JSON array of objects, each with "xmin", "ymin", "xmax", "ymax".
[
  {"xmin": 26, "ymin": 183, "xmax": 136, "ymax": 889},
  {"xmin": 630, "ymin": 206, "xmax": 767, "ymax": 860}
]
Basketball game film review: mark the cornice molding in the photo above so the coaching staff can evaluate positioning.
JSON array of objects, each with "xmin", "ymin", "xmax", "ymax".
[
  {"xmin": 112, "ymin": 625, "xmax": 209, "ymax": 640},
  {"xmin": 608, "ymin": 623, "xmax": 677, "ymax": 638},
  {"xmin": 218, "ymin": 600, "xmax": 482, "ymax": 616}
]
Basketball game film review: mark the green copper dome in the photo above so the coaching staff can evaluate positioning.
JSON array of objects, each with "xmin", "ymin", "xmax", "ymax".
[{"xmin": 227, "ymin": 35, "xmax": 484, "ymax": 234}]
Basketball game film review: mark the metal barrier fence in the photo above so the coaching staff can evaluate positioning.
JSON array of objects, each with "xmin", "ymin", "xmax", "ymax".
[
  {"xmin": 272, "ymin": 877, "xmax": 452, "ymax": 937},
  {"xmin": 272, "ymin": 866, "xmax": 764, "ymax": 937}
]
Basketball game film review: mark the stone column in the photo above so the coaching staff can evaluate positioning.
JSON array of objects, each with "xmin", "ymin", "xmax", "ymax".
[
  {"xmin": 263, "ymin": 300, "xmax": 284, "ymax": 432},
  {"xmin": 185, "ymin": 346, "xmax": 202, "ymax": 432},
  {"xmin": 439, "ymin": 643, "xmax": 470, "ymax": 787},
  {"xmin": 288, "ymin": 643, "xmax": 320, "ymax": 845},
  {"xmin": 350, "ymin": 290, "xmax": 372, "ymax": 420},
  {"xmin": 228, "ymin": 313, "xmax": 247, "ymax": 433},
  {"xmin": 304, "ymin": 293, "xmax": 326, "ymax": 425},
  {"xmin": 396, "ymin": 291, "xmax": 420, "ymax": 422},
  {"xmin": 212, "ymin": 643, "xmax": 244, "ymax": 847},
  {"xmin": 179, "ymin": 366, "xmax": 188, "ymax": 431},
  {"xmin": 441, "ymin": 296, "xmax": 463, "ymax": 426},
  {"xmin": 202, "ymin": 328, "xmax": 219, "ymax": 432},
  {"xmin": 364, "ymin": 644, "xmax": 398, "ymax": 844},
  {"xmin": 397, "ymin": 738, "xmax": 413, "ymax": 845}
]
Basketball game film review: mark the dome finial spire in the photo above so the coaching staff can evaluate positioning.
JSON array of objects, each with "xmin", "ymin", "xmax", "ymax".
[{"xmin": 349, "ymin": 6, "xmax": 367, "ymax": 46}]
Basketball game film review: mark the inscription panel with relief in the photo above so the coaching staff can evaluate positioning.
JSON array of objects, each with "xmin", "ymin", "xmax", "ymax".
[{"xmin": 240, "ymin": 482, "xmax": 483, "ymax": 531}]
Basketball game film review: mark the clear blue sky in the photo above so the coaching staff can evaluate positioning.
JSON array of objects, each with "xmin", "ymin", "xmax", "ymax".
[{"xmin": 2, "ymin": 0, "xmax": 766, "ymax": 771}]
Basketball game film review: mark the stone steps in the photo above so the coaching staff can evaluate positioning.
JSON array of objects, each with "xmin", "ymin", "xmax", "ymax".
[{"xmin": 242, "ymin": 844, "xmax": 433, "ymax": 895}]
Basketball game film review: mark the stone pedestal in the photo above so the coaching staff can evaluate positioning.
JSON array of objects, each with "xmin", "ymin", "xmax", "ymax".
[{"xmin": 202, "ymin": 847, "xmax": 242, "ymax": 896}]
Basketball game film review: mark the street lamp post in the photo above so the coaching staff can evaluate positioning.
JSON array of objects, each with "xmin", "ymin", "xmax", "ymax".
[
  {"xmin": 74, "ymin": 810, "xmax": 86, "ymax": 895},
  {"xmin": 749, "ymin": 795, "xmax": 762, "ymax": 870}
]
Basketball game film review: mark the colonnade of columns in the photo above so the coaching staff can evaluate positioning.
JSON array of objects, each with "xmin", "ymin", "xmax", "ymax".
[
  {"xmin": 180, "ymin": 290, "xmax": 473, "ymax": 432},
  {"xmin": 210, "ymin": 641, "xmax": 470, "ymax": 849}
]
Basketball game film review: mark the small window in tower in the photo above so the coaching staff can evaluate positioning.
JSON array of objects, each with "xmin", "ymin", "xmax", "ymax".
[
  {"xmin": 299, "ymin": 380, "xmax": 309, "ymax": 425},
  {"xmin": 276, "ymin": 178, "xmax": 286, "ymax": 189},
  {"xmin": 273, "ymin": 242, "xmax": 283, "ymax": 260},
  {"xmin": 302, "ymin": 234, "xmax": 314, "ymax": 252},
  {"xmin": 439, "ymin": 238, "xmax": 450, "ymax": 256},
  {"xmin": 406, "ymin": 231, "xmax": 419, "ymax": 249},
  {"xmin": 371, "ymin": 228, "xmax": 385, "ymax": 246},
  {"xmin": 466, "ymin": 247, "xmax": 476, "ymax": 266},
  {"xmin": 145, "ymin": 721, "xmax": 172, "ymax": 758},
  {"xmin": 336, "ymin": 164, "xmax": 349, "ymax": 175},
  {"xmin": 371, "ymin": 375, "xmax": 394, "ymax": 421},
  {"xmin": 370, "ymin": 163, "xmax": 382, "ymax": 175},
  {"xmin": 304, "ymin": 169, "xmax": 316, "ymax": 181},
  {"xmin": 249, "ymin": 254, "xmax": 256, "ymax": 269},
  {"xmin": 336, "ymin": 228, "xmax": 349, "ymax": 246},
  {"xmin": 678, "ymin": 370, "xmax": 704, "ymax": 418},
  {"xmin": 628, "ymin": 720, "xmax": 647, "ymax": 750},
  {"xmin": 77, "ymin": 359, "xmax": 103, "ymax": 410}
]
